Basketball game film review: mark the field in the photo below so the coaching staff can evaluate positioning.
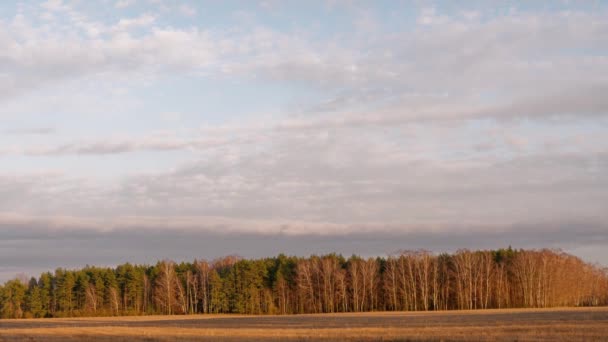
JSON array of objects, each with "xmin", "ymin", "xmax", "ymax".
[{"xmin": 0, "ymin": 307, "xmax": 607, "ymax": 341}]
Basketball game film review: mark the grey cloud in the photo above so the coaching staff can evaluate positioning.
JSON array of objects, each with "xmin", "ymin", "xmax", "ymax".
[
  {"xmin": 1, "ymin": 140, "xmax": 606, "ymax": 280},
  {"xmin": 23, "ymin": 136, "xmax": 250, "ymax": 156},
  {"xmin": 0, "ymin": 221, "xmax": 607, "ymax": 282},
  {"xmin": 3, "ymin": 127, "xmax": 55, "ymax": 135},
  {"xmin": 1, "ymin": 4, "xmax": 608, "ymax": 280},
  {"xmin": 14, "ymin": 82, "xmax": 608, "ymax": 158},
  {"xmin": 484, "ymin": 84, "xmax": 608, "ymax": 120},
  {"xmin": 3, "ymin": 139, "xmax": 606, "ymax": 233},
  {"xmin": 286, "ymin": 83, "xmax": 608, "ymax": 133}
]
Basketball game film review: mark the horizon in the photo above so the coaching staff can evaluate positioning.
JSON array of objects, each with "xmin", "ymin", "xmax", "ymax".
[
  {"xmin": 5, "ymin": 245, "xmax": 606, "ymax": 284},
  {"xmin": 1, "ymin": 0, "xmax": 608, "ymax": 282}
]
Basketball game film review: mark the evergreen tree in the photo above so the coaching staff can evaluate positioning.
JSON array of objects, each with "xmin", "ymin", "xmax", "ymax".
[
  {"xmin": 38, "ymin": 272, "xmax": 53, "ymax": 317},
  {"xmin": 1, "ymin": 249, "xmax": 607, "ymax": 319},
  {"xmin": 26, "ymin": 278, "xmax": 44, "ymax": 318},
  {"xmin": 0, "ymin": 279, "xmax": 26, "ymax": 318}
]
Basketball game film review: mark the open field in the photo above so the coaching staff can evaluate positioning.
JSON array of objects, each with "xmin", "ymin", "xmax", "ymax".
[{"xmin": 0, "ymin": 307, "xmax": 607, "ymax": 341}]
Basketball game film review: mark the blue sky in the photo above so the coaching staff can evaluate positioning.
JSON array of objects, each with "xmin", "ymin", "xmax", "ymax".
[{"xmin": 1, "ymin": 0, "xmax": 608, "ymax": 280}]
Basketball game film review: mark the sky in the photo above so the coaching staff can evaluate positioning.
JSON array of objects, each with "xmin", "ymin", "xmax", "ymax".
[{"xmin": 1, "ymin": 0, "xmax": 608, "ymax": 281}]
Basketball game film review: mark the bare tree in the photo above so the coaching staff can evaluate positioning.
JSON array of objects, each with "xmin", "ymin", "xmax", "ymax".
[
  {"xmin": 85, "ymin": 284, "xmax": 97, "ymax": 313},
  {"xmin": 154, "ymin": 260, "xmax": 179, "ymax": 315},
  {"xmin": 195, "ymin": 260, "xmax": 211, "ymax": 313}
]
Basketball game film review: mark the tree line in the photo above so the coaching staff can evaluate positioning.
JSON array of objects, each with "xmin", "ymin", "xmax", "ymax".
[{"xmin": 1, "ymin": 248, "xmax": 607, "ymax": 318}]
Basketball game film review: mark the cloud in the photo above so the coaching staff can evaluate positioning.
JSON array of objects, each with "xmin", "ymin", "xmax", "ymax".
[
  {"xmin": 40, "ymin": 0, "xmax": 69, "ymax": 12},
  {"xmin": 115, "ymin": 0, "xmax": 136, "ymax": 9},
  {"xmin": 111, "ymin": 13, "xmax": 156, "ymax": 32},
  {"xmin": 417, "ymin": 7, "xmax": 447, "ymax": 25},
  {"xmin": 8, "ymin": 81, "xmax": 606, "ymax": 158},
  {"xmin": 484, "ymin": 84, "xmax": 608, "ymax": 119},
  {"xmin": 3, "ymin": 127, "xmax": 55, "ymax": 135},
  {"xmin": 2, "ymin": 141, "xmax": 606, "ymax": 234},
  {"xmin": 178, "ymin": 4, "xmax": 197, "ymax": 17},
  {"xmin": 21, "ymin": 134, "xmax": 254, "ymax": 156},
  {"xmin": 1, "ymin": 217, "xmax": 607, "ymax": 282},
  {"xmin": 1, "ymin": 6, "xmax": 607, "ymax": 114},
  {"xmin": 0, "ymin": 2, "xmax": 607, "ymax": 278}
]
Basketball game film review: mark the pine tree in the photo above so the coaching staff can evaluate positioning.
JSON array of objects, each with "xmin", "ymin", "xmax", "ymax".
[
  {"xmin": 38, "ymin": 272, "xmax": 53, "ymax": 317},
  {"xmin": 55, "ymin": 269, "xmax": 76, "ymax": 316},
  {"xmin": 1, "ymin": 279, "xmax": 26, "ymax": 318},
  {"xmin": 26, "ymin": 278, "xmax": 44, "ymax": 318}
]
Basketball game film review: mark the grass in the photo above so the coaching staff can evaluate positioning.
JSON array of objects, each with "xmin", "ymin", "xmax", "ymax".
[{"xmin": 0, "ymin": 307, "xmax": 607, "ymax": 341}]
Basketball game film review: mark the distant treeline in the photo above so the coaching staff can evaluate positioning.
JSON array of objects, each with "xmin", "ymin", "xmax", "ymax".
[{"xmin": 1, "ymin": 248, "xmax": 607, "ymax": 318}]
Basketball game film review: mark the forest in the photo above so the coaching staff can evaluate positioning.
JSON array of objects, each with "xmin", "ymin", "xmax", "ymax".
[{"xmin": 1, "ymin": 248, "xmax": 607, "ymax": 319}]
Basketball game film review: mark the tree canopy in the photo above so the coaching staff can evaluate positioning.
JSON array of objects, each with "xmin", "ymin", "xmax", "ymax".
[{"xmin": 1, "ymin": 249, "xmax": 606, "ymax": 319}]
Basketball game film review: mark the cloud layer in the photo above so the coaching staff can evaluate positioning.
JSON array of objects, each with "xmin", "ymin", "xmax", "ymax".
[{"xmin": 1, "ymin": 1, "xmax": 607, "ymax": 280}]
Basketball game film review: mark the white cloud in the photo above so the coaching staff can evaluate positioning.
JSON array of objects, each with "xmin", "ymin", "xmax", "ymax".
[
  {"xmin": 115, "ymin": 0, "xmax": 136, "ymax": 9},
  {"xmin": 0, "ymin": 2, "xmax": 607, "ymax": 267},
  {"xmin": 111, "ymin": 13, "xmax": 156, "ymax": 32},
  {"xmin": 0, "ymin": 144, "xmax": 606, "ymax": 236},
  {"xmin": 1, "ymin": 7, "xmax": 607, "ymax": 116},
  {"xmin": 40, "ymin": 0, "xmax": 68, "ymax": 12},
  {"xmin": 417, "ymin": 7, "xmax": 448, "ymax": 25},
  {"xmin": 178, "ymin": 4, "xmax": 197, "ymax": 17}
]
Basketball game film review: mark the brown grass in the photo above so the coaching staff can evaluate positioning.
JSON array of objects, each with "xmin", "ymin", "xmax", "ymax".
[{"xmin": 1, "ymin": 307, "xmax": 607, "ymax": 341}]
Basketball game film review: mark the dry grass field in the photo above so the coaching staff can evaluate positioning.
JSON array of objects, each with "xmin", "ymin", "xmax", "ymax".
[{"xmin": 0, "ymin": 307, "xmax": 607, "ymax": 341}]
